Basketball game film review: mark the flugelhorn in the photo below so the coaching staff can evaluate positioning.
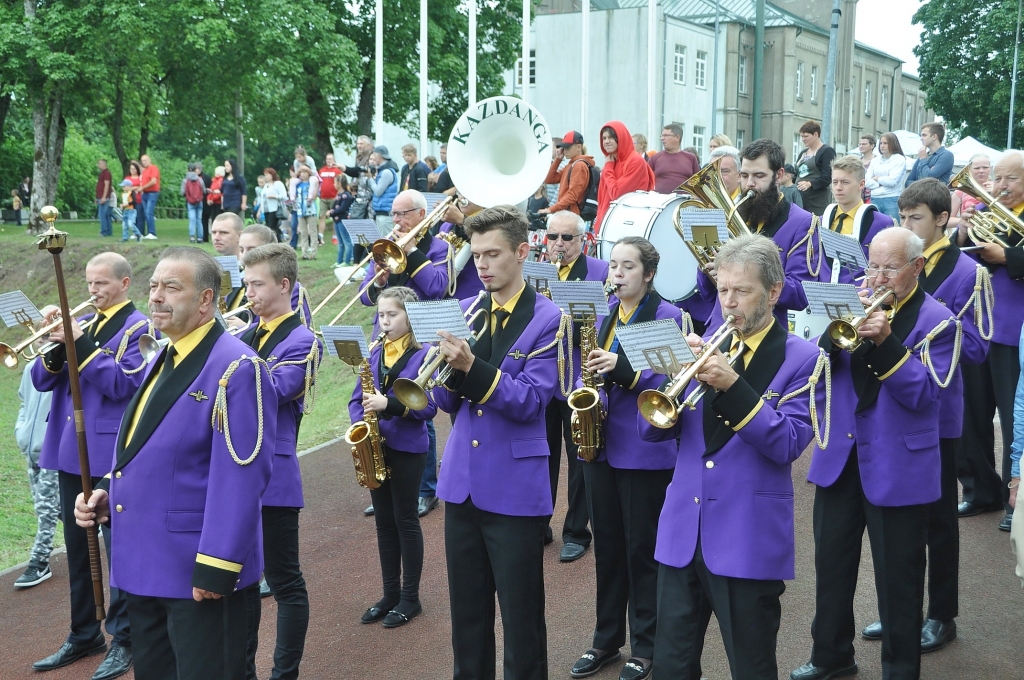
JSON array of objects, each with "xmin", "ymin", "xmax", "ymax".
[
  {"xmin": 825, "ymin": 287, "xmax": 896, "ymax": 352},
  {"xmin": 392, "ymin": 291, "xmax": 488, "ymax": 410},
  {"xmin": 637, "ymin": 315, "xmax": 746, "ymax": 429},
  {"xmin": 949, "ymin": 165, "xmax": 1024, "ymax": 248},
  {"xmin": 0, "ymin": 297, "xmax": 99, "ymax": 369}
]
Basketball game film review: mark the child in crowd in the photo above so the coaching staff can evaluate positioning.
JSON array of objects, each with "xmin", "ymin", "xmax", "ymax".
[
  {"xmin": 120, "ymin": 179, "xmax": 143, "ymax": 241},
  {"xmin": 11, "ymin": 189, "xmax": 22, "ymax": 226}
]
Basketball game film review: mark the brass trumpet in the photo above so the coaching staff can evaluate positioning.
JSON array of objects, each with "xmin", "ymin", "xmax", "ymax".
[
  {"xmin": 139, "ymin": 334, "xmax": 170, "ymax": 364},
  {"xmin": 0, "ymin": 297, "xmax": 99, "ymax": 369},
  {"xmin": 637, "ymin": 315, "xmax": 746, "ymax": 429},
  {"xmin": 825, "ymin": 287, "xmax": 896, "ymax": 352},
  {"xmin": 222, "ymin": 301, "xmax": 255, "ymax": 328},
  {"xmin": 392, "ymin": 291, "xmax": 488, "ymax": 410},
  {"xmin": 949, "ymin": 165, "xmax": 1024, "ymax": 247}
]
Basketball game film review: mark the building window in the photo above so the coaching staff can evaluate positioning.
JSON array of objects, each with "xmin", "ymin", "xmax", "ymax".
[
  {"xmin": 796, "ymin": 62, "xmax": 804, "ymax": 100},
  {"xmin": 880, "ymin": 85, "xmax": 888, "ymax": 120},
  {"xmin": 695, "ymin": 51, "xmax": 707, "ymax": 89},
  {"xmin": 905, "ymin": 103, "xmax": 913, "ymax": 130},
  {"xmin": 673, "ymin": 45, "xmax": 686, "ymax": 85},
  {"xmin": 693, "ymin": 126, "xmax": 706, "ymax": 153},
  {"xmin": 738, "ymin": 56, "xmax": 747, "ymax": 94},
  {"xmin": 793, "ymin": 133, "xmax": 803, "ymax": 164},
  {"xmin": 810, "ymin": 66, "xmax": 818, "ymax": 103},
  {"xmin": 864, "ymin": 82, "xmax": 872, "ymax": 116},
  {"xmin": 736, "ymin": 130, "xmax": 745, "ymax": 149},
  {"xmin": 515, "ymin": 49, "xmax": 536, "ymax": 87}
]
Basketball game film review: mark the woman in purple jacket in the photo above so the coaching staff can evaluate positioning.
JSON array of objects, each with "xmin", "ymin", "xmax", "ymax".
[
  {"xmin": 348, "ymin": 287, "xmax": 437, "ymax": 628},
  {"xmin": 570, "ymin": 236, "xmax": 687, "ymax": 680}
]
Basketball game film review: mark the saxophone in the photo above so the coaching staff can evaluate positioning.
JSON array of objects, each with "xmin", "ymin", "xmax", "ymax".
[
  {"xmin": 345, "ymin": 332, "xmax": 390, "ymax": 489},
  {"xmin": 568, "ymin": 319, "xmax": 604, "ymax": 463}
]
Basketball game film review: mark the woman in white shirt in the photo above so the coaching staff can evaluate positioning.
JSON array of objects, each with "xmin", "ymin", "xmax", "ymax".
[
  {"xmin": 259, "ymin": 167, "xmax": 289, "ymax": 242},
  {"xmin": 864, "ymin": 132, "xmax": 908, "ymax": 221}
]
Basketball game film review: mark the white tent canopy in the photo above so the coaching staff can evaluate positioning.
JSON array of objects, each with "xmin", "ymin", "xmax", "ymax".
[{"xmin": 947, "ymin": 136, "xmax": 1004, "ymax": 167}]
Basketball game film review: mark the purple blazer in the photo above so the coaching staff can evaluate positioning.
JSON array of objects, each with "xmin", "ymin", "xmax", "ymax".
[
  {"xmin": 104, "ymin": 324, "xmax": 277, "ymax": 599},
  {"xmin": 558, "ymin": 254, "xmax": 611, "ymax": 402},
  {"xmin": 360, "ymin": 231, "xmax": 452, "ymax": 305},
  {"xmin": 434, "ymin": 285, "xmax": 563, "ymax": 516},
  {"xmin": 639, "ymin": 321, "xmax": 824, "ymax": 580},
  {"xmin": 348, "ymin": 342, "xmax": 438, "ymax": 454},
  {"xmin": 588, "ymin": 293, "xmax": 682, "ymax": 470},
  {"xmin": 439, "ymin": 221, "xmax": 484, "ymax": 300},
  {"xmin": 32, "ymin": 304, "xmax": 150, "ymax": 476},
  {"xmin": 703, "ymin": 199, "xmax": 822, "ymax": 333},
  {"xmin": 818, "ymin": 205, "xmax": 893, "ymax": 284},
  {"xmin": 966, "ymin": 239, "xmax": 1024, "ymax": 346},
  {"xmin": 919, "ymin": 244, "xmax": 990, "ymax": 438},
  {"xmin": 240, "ymin": 315, "xmax": 322, "ymax": 508},
  {"xmin": 807, "ymin": 288, "xmax": 957, "ymax": 507}
]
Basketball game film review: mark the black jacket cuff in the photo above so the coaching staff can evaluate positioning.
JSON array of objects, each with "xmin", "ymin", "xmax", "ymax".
[
  {"xmin": 191, "ymin": 563, "xmax": 240, "ymax": 597},
  {"xmin": 405, "ymin": 247, "xmax": 429, "ymax": 274},
  {"xmin": 1004, "ymin": 246, "xmax": 1024, "ymax": 280},
  {"xmin": 607, "ymin": 353, "xmax": 640, "ymax": 389},
  {"xmin": 460, "ymin": 358, "xmax": 500, "ymax": 403},
  {"xmin": 711, "ymin": 375, "xmax": 762, "ymax": 424},
  {"xmin": 43, "ymin": 345, "xmax": 67, "ymax": 372},
  {"xmin": 95, "ymin": 477, "xmax": 110, "ymax": 493},
  {"xmin": 74, "ymin": 335, "xmax": 99, "ymax": 366},
  {"xmin": 863, "ymin": 332, "xmax": 909, "ymax": 378},
  {"xmin": 383, "ymin": 396, "xmax": 410, "ymax": 418}
]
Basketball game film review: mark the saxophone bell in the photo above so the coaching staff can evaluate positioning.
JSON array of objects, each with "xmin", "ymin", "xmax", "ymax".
[
  {"xmin": 568, "ymin": 316, "xmax": 605, "ymax": 462},
  {"xmin": 344, "ymin": 332, "xmax": 390, "ymax": 489}
]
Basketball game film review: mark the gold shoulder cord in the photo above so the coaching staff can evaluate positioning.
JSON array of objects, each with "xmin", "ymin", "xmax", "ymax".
[
  {"xmin": 529, "ymin": 312, "xmax": 572, "ymax": 396},
  {"xmin": 959, "ymin": 265, "xmax": 994, "ymax": 341},
  {"xmin": 444, "ymin": 242, "xmax": 457, "ymax": 298},
  {"xmin": 914, "ymin": 317, "xmax": 963, "ymax": 388},
  {"xmin": 295, "ymin": 286, "xmax": 312, "ymax": 329},
  {"xmin": 117, "ymin": 319, "xmax": 153, "ymax": 376},
  {"xmin": 680, "ymin": 311, "xmax": 694, "ymax": 337},
  {"xmin": 778, "ymin": 348, "xmax": 832, "ymax": 450},
  {"xmin": 787, "ymin": 214, "xmax": 822, "ymax": 278},
  {"xmin": 212, "ymin": 355, "xmax": 267, "ymax": 465},
  {"xmin": 269, "ymin": 339, "xmax": 322, "ymax": 414}
]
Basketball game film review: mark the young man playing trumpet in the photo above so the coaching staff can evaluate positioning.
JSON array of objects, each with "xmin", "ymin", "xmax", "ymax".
[
  {"xmin": 432, "ymin": 205, "xmax": 566, "ymax": 680},
  {"xmin": 240, "ymin": 244, "xmax": 322, "ymax": 680},
  {"xmin": 32, "ymin": 252, "xmax": 150, "ymax": 680},
  {"xmin": 640, "ymin": 234, "xmax": 827, "ymax": 680}
]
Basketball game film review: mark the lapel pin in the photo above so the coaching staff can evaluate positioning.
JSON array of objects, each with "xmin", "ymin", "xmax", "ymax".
[
  {"xmin": 762, "ymin": 389, "xmax": 780, "ymax": 401},
  {"xmin": 189, "ymin": 390, "xmax": 209, "ymax": 402},
  {"xmin": 508, "ymin": 349, "xmax": 527, "ymax": 360}
]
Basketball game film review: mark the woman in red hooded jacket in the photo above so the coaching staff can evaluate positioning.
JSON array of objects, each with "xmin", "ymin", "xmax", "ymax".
[{"xmin": 594, "ymin": 121, "xmax": 656, "ymax": 235}]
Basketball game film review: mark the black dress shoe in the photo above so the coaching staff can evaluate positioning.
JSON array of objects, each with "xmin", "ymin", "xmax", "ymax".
[
  {"xmin": 862, "ymin": 620, "xmax": 882, "ymax": 640},
  {"xmin": 571, "ymin": 649, "xmax": 621, "ymax": 678},
  {"xmin": 789, "ymin": 661, "xmax": 858, "ymax": 680},
  {"xmin": 382, "ymin": 601, "xmax": 422, "ymax": 628},
  {"xmin": 361, "ymin": 597, "xmax": 398, "ymax": 624},
  {"xmin": 91, "ymin": 644, "xmax": 133, "ymax": 680},
  {"xmin": 957, "ymin": 500, "xmax": 1003, "ymax": 517},
  {"xmin": 418, "ymin": 495, "xmax": 439, "ymax": 517},
  {"xmin": 544, "ymin": 526, "xmax": 554, "ymax": 545},
  {"xmin": 560, "ymin": 542, "xmax": 587, "ymax": 562},
  {"xmin": 999, "ymin": 512, "xmax": 1013, "ymax": 532},
  {"xmin": 363, "ymin": 503, "xmax": 375, "ymax": 516},
  {"xmin": 33, "ymin": 635, "xmax": 107, "ymax": 671},
  {"xmin": 921, "ymin": 618, "xmax": 956, "ymax": 653},
  {"xmin": 619, "ymin": 657, "xmax": 653, "ymax": 680}
]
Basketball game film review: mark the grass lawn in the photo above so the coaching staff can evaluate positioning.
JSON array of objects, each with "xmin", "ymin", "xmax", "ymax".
[{"xmin": 0, "ymin": 218, "xmax": 375, "ymax": 570}]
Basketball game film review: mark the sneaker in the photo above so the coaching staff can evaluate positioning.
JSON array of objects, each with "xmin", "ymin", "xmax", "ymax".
[
  {"xmin": 189, "ymin": 236, "xmax": 197, "ymax": 243},
  {"xmin": 143, "ymin": 233, "xmax": 158, "ymax": 240},
  {"xmin": 14, "ymin": 562, "xmax": 51, "ymax": 588},
  {"xmin": 318, "ymin": 234, "xmax": 324, "ymax": 245}
]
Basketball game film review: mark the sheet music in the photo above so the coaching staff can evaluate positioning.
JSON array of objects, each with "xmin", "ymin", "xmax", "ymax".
[
  {"xmin": 0, "ymin": 291, "xmax": 42, "ymax": 328},
  {"xmin": 800, "ymin": 282, "xmax": 866, "ymax": 320},
  {"xmin": 343, "ymin": 219, "xmax": 385, "ymax": 247},
  {"xmin": 614, "ymin": 319, "xmax": 696, "ymax": 373},
  {"xmin": 320, "ymin": 325, "xmax": 370, "ymax": 363},
  {"xmin": 523, "ymin": 261, "xmax": 559, "ymax": 292},
  {"xmin": 406, "ymin": 299, "xmax": 472, "ymax": 343},
  {"xmin": 547, "ymin": 280, "xmax": 611, "ymax": 318},
  {"xmin": 819, "ymin": 228, "xmax": 868, "ymax": 271},
  {"xmin": 678, "ymin": 208, "xmax": 730, "ymax": 249},
  {"xmin": 423, "ymin": 193, "xmax": 450, "ymax": 212},
  {"xmin": 214, "ymin": 256, "xmax": 243, "ymax": 288}
]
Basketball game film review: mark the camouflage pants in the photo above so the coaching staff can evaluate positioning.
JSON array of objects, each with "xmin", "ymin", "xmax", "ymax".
[{"xmin": 26, "ymin": 464, "xmax": 59, "ymax": 565}]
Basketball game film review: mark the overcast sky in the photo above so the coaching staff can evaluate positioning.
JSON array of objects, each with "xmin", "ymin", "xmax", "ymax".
[{"xmin": 855, "ymin": 0, "xmax": 923, "ymax": 75}]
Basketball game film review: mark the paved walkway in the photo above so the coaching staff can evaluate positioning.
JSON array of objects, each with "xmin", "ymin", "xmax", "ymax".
[{"xmin": 1, "ymin": 420, "xmax": 1020, "ymax": 679}]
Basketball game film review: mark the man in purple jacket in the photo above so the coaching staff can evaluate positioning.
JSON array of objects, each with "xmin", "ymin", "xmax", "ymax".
[
  {"xmin": 75, "ymin": 247, "xmax": 277, "ymax": 680},
  {"xmin": 795, "ymin": 227, "xmax": 958, "ymax": 680},
  {"xmin": 31, "ymin": 252, "xmax": 150, "ymax": 680},
  {"xmin": 640, "ymin": 234, "xmax": 827, "ymax": 680},
  {"xmin": 432, "ymin": 206, "xmax": 566, "ymax": 680}
]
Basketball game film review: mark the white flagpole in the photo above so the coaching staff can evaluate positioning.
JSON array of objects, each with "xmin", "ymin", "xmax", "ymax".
[
  {"xmin": 647, "ymin": 0, "xmax": 657, "ymax": 141},
  {"xmin": 420, "ymin": 0, "xmax": 429, "ymax": 155},
  {"xmin": 521, "ymin": 0, "xmax": 530, "ymax": 103},
  {"xmin": 468, "ymin": 0, "xmax": 477, "ymax": 106},
  {"xmin": 581, "ymin": 0, "xmax": 589, "ymax": 133},
  {"xmin": 375, "ymin": 0, "xmax": 384, "ymax": 141}
]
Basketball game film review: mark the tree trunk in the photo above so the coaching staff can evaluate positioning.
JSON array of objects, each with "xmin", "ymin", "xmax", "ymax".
[
  {"xmin": 138, "ymin": 98, "xmax": 150, "ymax": 158},
  {"xmin": 0, "ymin": 91, "xmax": 12, "ymax": 148},
  {"xmin": 357, "ymin": 77, "xmax": 374, "ymax": 138},
  {"xmin": 235, "ymin": 92, "xmax": 245, "ymax": 176},
  {"xmin": 304, "ymin": 67, "xmax": 334, "ymax": 158},
  {"xmin": 30, "ymin": 86, "xmax": 66, "ymax": 233},
  {"xmin": 111, "ymin": 76, "xmax": 130, "ymax": 178}
]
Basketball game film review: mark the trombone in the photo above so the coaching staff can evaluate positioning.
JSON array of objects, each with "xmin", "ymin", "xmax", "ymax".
[
  {"xmin": 0, "ymin": 297, "xmax": 98, "ymax": 369},
  {"xmin": 392, "ymin": 291, "xmax": 488, "ymax": 410},
  {"xmin": 637, "ymin": 315, "xmax": 746, "ymax": 429},
  {"xmin": 825, "ymin": 287, "xmax": 896, "ymax": 352},
  {"xmin": 311, "ymin": 196, "xmax": 457, "ymax": 332}
]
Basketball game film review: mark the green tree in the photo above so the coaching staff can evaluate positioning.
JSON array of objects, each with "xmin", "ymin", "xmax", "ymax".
[{"xmin": 915, "ymin": 0, "xmax": 1023, "ymax": 147}]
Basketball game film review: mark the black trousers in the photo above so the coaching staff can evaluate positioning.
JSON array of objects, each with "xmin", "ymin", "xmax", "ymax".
[
  {"xmin": 265, "ymin": 212, "xmax": 283, "ymax": 242},
  {"xmin": 128, "ymin": 584, "xmax": 254, "ymax": 680},
  {"xmin": 58, "ymin": 470, "xmax": 130, "ymax": 646},
  {"xmin": 370, "ymin": 447, "xmax": 426, "ymax": 602},
  {"xmin": 583, "ymin": 461, "xmax": 671, "ymax": 659},
  {"xmin": 202, "ymin": 201, "xmax": 212, "ymax": 241},
  {"xmin": 958, "ymin": 343, "xmax": 1018, "ymax": 510},
  {"xmin": 245, "ymin": 507, "xmax": 309, "ymax": 680},
  {"xmin": 926, "ymin": 438, "xmax": 960, "ymax": 621},
  {"xmin": 545, "ymin": 399, "xmax": 591, "ymax": 546},
  {"xmin": 810, "ymin": 452, "xmax": 927, "ymax": 680},
  {"xmin": 654, "ymin": 540, "xmax": 784, "ymax": 680},
  {"xmin": 445, "ymin": 497, "xmax": 549, "ymax": 680}
]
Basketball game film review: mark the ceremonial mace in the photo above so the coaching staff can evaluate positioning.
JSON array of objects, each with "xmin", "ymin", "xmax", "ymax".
[{"xmin": 38, "ymin": 206, "xmax": 106, "ymax": 621}]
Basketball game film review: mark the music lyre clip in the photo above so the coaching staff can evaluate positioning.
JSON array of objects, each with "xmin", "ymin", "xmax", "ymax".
[{"xmin": 644, "ymin": 346, "xmax": 682, "ymax": 376}]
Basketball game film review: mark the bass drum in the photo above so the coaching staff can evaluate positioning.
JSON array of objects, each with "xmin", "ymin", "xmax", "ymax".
[
  {"xmin": 597, "ymin": 191, "xmax": 699, "ymax": 302},
  {"xmin": 788, "ymin": 308, "xmax": 831, "ymax": 341}
]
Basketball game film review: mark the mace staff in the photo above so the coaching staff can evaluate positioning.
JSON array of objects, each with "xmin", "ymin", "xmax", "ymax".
[{"xmin": 37, "ymin": 206, "xmax": 106, "ymax": 621}]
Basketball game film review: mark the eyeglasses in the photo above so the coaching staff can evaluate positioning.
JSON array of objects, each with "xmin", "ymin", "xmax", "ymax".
[
  {"xmin": 546, "ymin": 233, "xmax": 578, "ymax": 242},
  {"xmin": 390, "ymin": 208, "xmax": 420, "ymax": 219},
  {"xmin": 864, "ymin": 261, "xmax": 912, "ymax": 278}
]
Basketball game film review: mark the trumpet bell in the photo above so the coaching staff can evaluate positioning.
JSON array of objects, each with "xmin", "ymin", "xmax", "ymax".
[
  {"xmin": 392, "ymin": 378, "xmax": 429, "ymax": 411},
  {"xmin": 372, "ymin": 240, "xmax": 408, "ymax": 275},
  {"xmin": 637, "ymin": 389, "xmax": 679, "ymax": 429},
  {"xmin": 826, "ymin": 319, "xmax": 861, "ymax": 351},
  {"xmin": 0, "ymin": 344, "xmax": 19, "ymax": 369}
]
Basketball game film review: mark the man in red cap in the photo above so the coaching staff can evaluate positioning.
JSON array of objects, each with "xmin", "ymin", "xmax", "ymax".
[{"xmin": 540, "ymin": 131, "xmax": 596, "ymax": 218}]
